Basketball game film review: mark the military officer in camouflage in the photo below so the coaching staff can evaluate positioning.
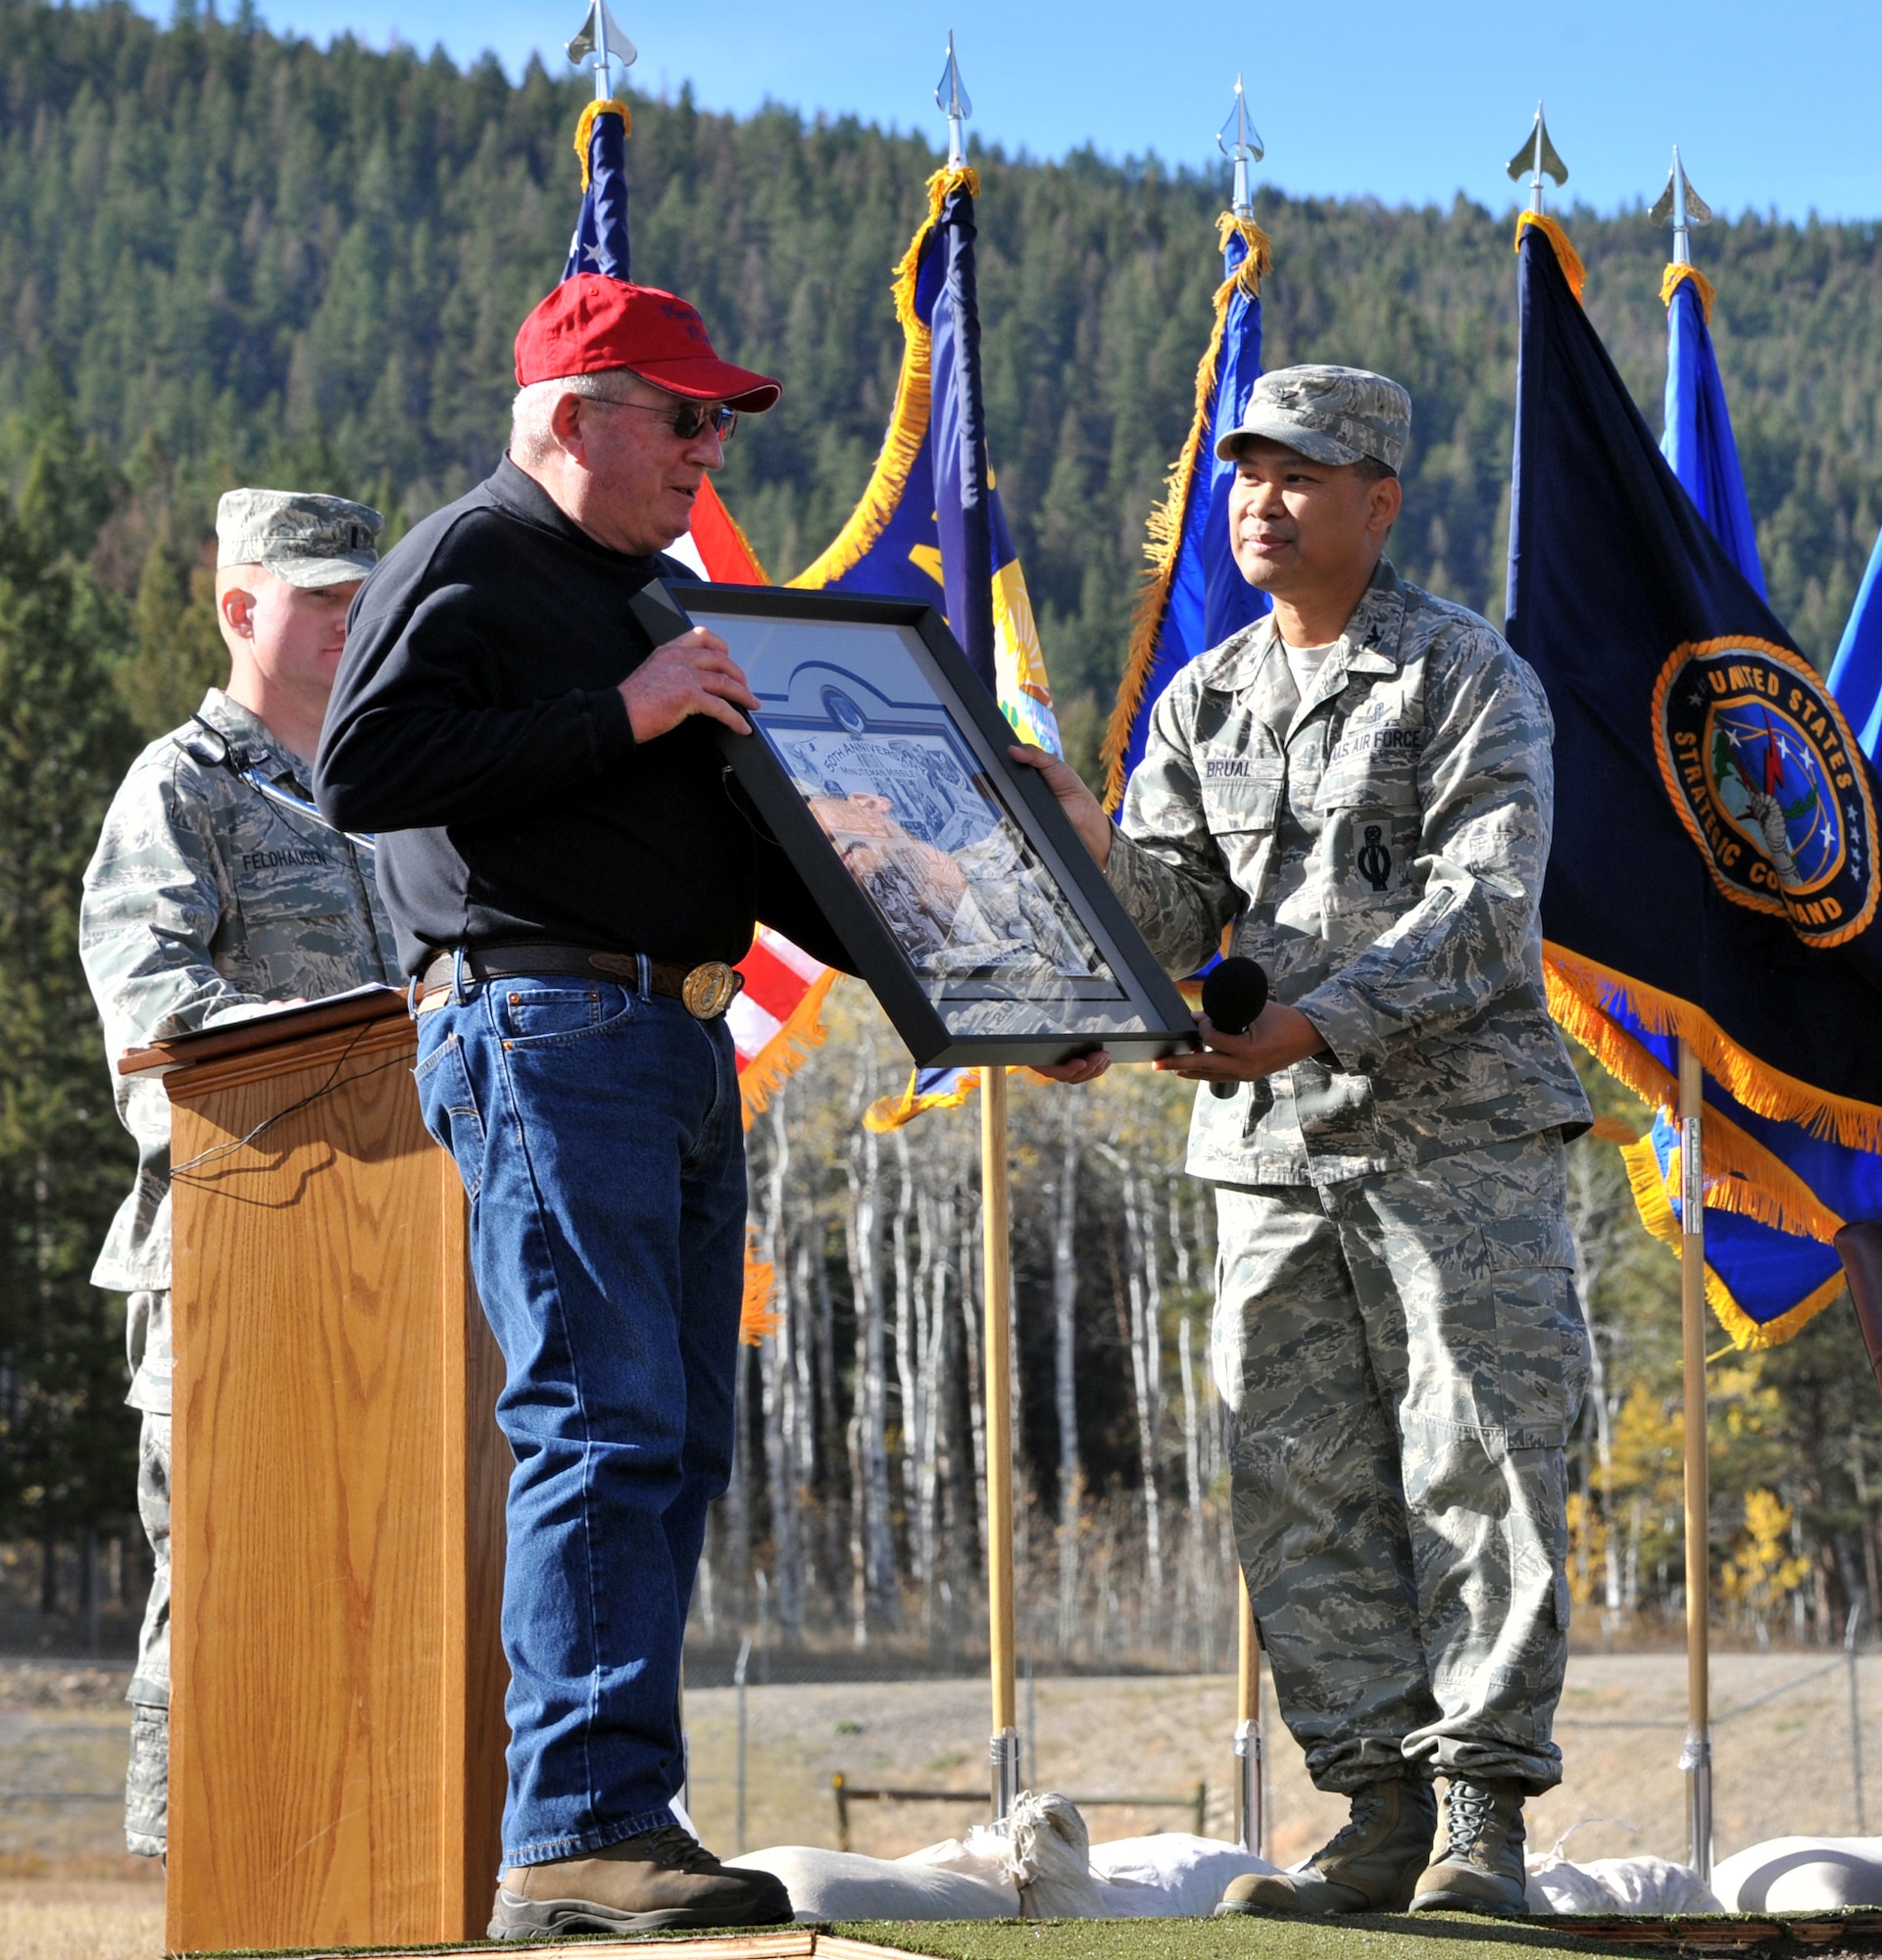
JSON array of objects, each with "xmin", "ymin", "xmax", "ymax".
[
  {"xmin": 79, "ymin": 489, "xmax": 395, "ymax": 1858},
  {"xmin": 1015, "ymin": 367, "xmax": 1593, "ymax": 1920}
]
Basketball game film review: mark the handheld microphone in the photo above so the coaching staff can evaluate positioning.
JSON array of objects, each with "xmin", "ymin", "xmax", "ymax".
[{"xmin": 1199, "ymin": 956, "xmax": 1269, "ymax": 1101}]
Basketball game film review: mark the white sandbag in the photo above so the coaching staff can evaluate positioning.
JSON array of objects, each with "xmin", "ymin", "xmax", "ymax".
[
  {"xmin": 1524, "ymin": 1851, "xmax": 1722, "ymax": 1915},
  {"xmin": 1712, "ymin": 1837, "xmax": 1882, "ymax": 1912},
  {"xmin": 1087, "ymin": 1833, "xmax": 1279, "ymax": 1918},
  {"xmin": 1001, "ymin": 1790, "xmax": 1110, "ymax": 1918},
  {"xmin": 727, "ymin": 1842, "xmax": 1016, "ymax": 1922},
  {"xmin": 732, "ymin": 1792, "xmax": 1276, "ymax": 1923}
]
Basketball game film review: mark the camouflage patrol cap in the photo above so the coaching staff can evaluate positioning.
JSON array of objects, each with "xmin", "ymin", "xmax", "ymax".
[
  {"xmin": 1216, "ymin": 365, "xmax": 1412, "ymax": 473},
  {"xmin": 215, "ymin": 489, "xmax": 383, "ymax": 588}
]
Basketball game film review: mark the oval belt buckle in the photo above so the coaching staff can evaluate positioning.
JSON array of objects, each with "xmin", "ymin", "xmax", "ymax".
[{"xmin": 681, "ymin": 960, "xmax": 743, "ymax": 1020}]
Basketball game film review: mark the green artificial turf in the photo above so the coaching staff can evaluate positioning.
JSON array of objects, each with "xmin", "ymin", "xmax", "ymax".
[
  {"xmin": 829, "ymin": 1918, "xmax": 1668, "ymax": 1960},
  {"xmin": 178, "ymin": 1906, "xmax": 1882, "ymax": 1960}
]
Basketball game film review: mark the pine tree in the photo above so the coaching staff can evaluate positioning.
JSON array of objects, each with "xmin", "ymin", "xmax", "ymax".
[
  {"xmin": 120, "ymin": 536, "xmax": 226, "ymax": 739},
  {"xmin": 0, "ymin": 415, "xmax": 141, "ymax": 1586}
]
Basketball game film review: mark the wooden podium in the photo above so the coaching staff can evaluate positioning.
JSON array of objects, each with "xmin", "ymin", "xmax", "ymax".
[{"xmin": 126, "ymin": 991, "xmax": 511, "ymax": 1954}]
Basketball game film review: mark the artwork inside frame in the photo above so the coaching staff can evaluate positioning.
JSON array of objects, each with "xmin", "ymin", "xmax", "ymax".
[{"xmin": 636, "ymin": 581, "xmax": 1201, "ymax": 1068}]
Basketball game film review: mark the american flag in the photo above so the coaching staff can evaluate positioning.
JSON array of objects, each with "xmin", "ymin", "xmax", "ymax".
[
  {"xmin": 675, "ymin": 477, "xmax": 839, "ymax": 1132},
  {"xmin": 557, "ymin": 104, "xmax": 834, "ymax": 1332}
]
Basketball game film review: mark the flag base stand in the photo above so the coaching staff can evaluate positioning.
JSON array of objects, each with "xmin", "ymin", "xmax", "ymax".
[
  {"xmin": 989, "ymin": 1725, "xmax": 1021, "ymax": 1824},
  {"xmin": 1682, "ymin": 1733, "xmax": 1713, "ymax": 1887},
  {"xmin": 1232, "ymin": 1718, "xmax": 1262, "ymax": 1856}
]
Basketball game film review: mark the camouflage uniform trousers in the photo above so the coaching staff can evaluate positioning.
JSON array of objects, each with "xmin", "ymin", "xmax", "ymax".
[
  {"xmin": 124, "ymin": 1289, "xmax": 171, "ymax": 1859},
  {"xmin": 1213, "ymin": 1131, "xmax": 1590, "ymax": 1796}
]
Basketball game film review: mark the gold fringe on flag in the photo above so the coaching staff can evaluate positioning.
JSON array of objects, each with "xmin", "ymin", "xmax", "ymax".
[
  {"xmin": 573, "ymin": 98, "xmax": 631, "ymax": 190},
  {"xmin": 788, "ymin": 167, "xmax": 979, "ymax": 593},
  {"xmin": 739, "ymin": 1229, "xmax": 781, "ymax": 1346},
  {"xmin": 1585, "ymin": 1057, "xmax": 1849, "ymax": 1249},
  {"xmin": 1616, "ymin": 1130, "xmax": 1849, "ymax": 1349},
  {"xmin": 1659, "ymin": 261, "xmax": 1718, "ymax": 320},
  {"xmin": 1545, "ymin": 942, "xmax": 1882, "ymax": 1157},
  {"xmin": 1514, "ymin": 210, "xmax": 1586, "ymax": 305},
  {"xmin": 864, "ymin": 1065, "xmax": 982, "ymax": 1133},
  {"xmin": 736, "ymin": 966, "xmax": 841, "ymax": 1130},
  {"xmin": 1100, "ymin": 213, "xmax": 1272, "ymax": 812}
]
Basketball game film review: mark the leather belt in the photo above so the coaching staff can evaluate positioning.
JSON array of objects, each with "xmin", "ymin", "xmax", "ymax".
[{"xmin": 418, "ymin": 944, "xmax": 744, "ymax": 1020}]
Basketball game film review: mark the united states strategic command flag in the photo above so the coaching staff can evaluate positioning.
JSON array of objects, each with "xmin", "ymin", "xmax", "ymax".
[
  {"xmin": 1507, "ymin": 214, "xmax": 1882, "ymax": 1347},
  {"xmin": 1634, "ymin": 254, "xmax": 1882, "ymax": 1338},
  {"xmin": 1100, "ymin": 214, "xmax": 1272, "ymax": 813}
]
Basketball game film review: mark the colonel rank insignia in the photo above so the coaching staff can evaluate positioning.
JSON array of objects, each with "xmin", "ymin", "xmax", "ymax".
[{"xmin": 1654, "ymin": 635, "xmax": 1877, "ymax": 949}]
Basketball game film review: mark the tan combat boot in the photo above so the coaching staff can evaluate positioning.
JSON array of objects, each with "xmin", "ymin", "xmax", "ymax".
[
  {"xmin": 488, "ymin": 1824, "xmax": 793, "ymax": 1939},
  {"xmin": 1408, "ymin": 1777, "xmax": 1531, "ymax": 1918},
  {"xmin": 1214, "ymin": 1776, "xmax": 1437, "ymax": 1916}
]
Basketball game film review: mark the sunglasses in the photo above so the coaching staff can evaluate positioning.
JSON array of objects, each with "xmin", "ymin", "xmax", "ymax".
[{"xmin": 590, "ymin": 396, "xmax": 739, "ymax": 442}]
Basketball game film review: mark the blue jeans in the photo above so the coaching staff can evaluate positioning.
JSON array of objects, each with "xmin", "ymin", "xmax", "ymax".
[{"xmin": 414, "ymin": 971, "xmax": 746, "ymax": 1866}]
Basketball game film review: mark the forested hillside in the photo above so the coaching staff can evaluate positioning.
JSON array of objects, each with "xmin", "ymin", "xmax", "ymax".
[
  {"xmin": 3, "ymin": 0, "xmax": 1882, "ymax": 1650},
  {"xmin": 5, "ymin": 0, "xmax": 1882, "ymax": 720}
]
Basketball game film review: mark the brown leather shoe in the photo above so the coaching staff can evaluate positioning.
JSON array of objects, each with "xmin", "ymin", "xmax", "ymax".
[{"xmin": 488, "ymin": 1824, "xmax": 794, "ymax": 1939}]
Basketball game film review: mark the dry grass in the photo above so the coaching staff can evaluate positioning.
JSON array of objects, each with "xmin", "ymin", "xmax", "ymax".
[
  {"xmin": 0, "ymin": 1651, "xmax": 1868, "ymax": 1955},
  {"xmin": 0, "ymin": 1872, "xmax": 162, "ymax": 1960},
  {"xmin": 680, "ymin": 1651, "xmax": 1877, "ymax": 1871}
]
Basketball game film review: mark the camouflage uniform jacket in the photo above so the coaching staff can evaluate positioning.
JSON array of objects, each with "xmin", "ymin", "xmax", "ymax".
[
  {"xmin": 1109, "ymin": 560, "xmax": 1591, "ymax": 1185},
  {"xmin": 81, "ymin": 688, "xmax": 398, "ymax": 1294}
]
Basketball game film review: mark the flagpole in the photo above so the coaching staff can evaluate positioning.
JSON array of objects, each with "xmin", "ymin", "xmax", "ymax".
[
  {"xmin": 1677, "ymin": 1036, "xmax": 1712, "ymax": 1882},
  {"xmin": 565, "ymin": 0, "xmax": 635, "ymax": 99},
  {"xmin": 1233, "ymin": 1570, "xmax": 1263, "ymax": 1855},
  {"xmin": 1670, "ymin": 148, "xmax": 1692, "ymax": 267},
  {"xmin": 980, "ymin": 1063, "xmax": 1020, "ymax": 1821}
]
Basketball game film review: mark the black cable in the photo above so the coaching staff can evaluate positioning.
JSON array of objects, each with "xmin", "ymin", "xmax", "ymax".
[
  {"xmin": 178, "ymin": 715, "xmax": 376, "ymax": 854},
  {"xmin": 169, "ymin": 1021, "xmax": 411, "ymax": 1180}
]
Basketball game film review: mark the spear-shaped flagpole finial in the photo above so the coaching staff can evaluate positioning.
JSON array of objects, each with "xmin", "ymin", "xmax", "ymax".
[
  {"xmin": 567, "ymin": 0, "xmax": 637, "ymax": 101},
  {"xmin": 1506, "ymin": 100, "xmax": 1568, "ymax": 215},
  {"xmin": 1649, "ymin": 146, "xmax": 1713, "ymax": 267},
  {"xmin": 936, "ymin": 29, "xmax": 971, "ymax": 168},
  {"xmin": 1216, "ymin": 75, "xmax": 1265, "ymax": 220}
]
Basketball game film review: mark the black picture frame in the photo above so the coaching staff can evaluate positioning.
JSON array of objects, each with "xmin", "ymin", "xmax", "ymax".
[{"xmin": 634, "ymin": 580, "xmax": 1201, "ymax": 1069}]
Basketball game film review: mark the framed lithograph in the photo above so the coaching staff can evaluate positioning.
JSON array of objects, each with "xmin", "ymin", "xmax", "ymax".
[{"xmin": 633, "ymin": 581, "xmax": 1200, "ymax": 1069}]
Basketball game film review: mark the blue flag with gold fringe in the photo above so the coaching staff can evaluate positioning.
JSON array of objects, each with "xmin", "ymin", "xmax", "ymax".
[
  {"xmin": 788, "ymin": 165, "xmax": 1058, "ymax": 756},
  {"xmin": 1507, "ymin": 213, "xmax": 1882, "ymax": 1347},
  {"xmin": 1100, "ymin": 215, "xmax": 1272, "ymax": 814},
  {"xmin": 1831, "ymin": 525, "xmax": 1882, "ymax": 763},
  {"xmin": 805, "ymin": 166, "xmax": 1060, "ymax": 1131},
  {"xmin": 1659, "ymin": 263, "xmax": 1764, "ymax": 597}
]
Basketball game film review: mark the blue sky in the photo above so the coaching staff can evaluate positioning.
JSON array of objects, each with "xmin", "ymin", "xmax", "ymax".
[{"xmin": 173, "ymin": 0, "xmax": 1880, "ymax": 221}]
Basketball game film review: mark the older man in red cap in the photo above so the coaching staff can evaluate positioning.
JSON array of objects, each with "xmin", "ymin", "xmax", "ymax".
[{"xmin": 317, "ymin": 276, "xmax": 846, "ymax": 1939}]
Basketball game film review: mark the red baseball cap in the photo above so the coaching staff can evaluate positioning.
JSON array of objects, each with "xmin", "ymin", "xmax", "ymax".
[{"xmin": 514, "ymin": 274, "xmax": 781, "ymax": 412}]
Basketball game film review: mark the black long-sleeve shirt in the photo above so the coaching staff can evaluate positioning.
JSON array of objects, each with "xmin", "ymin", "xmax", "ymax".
[{"xmin": 315, "ymin": 457, "xmax": 848, "ymax": 979}]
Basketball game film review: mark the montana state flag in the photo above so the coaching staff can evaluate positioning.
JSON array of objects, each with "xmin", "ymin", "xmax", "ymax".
[
  {"xmin": 1506, "ymin": 214, "xmax": 1882, "ymax": 1345},
  {"xmin": 810, "ymin": 165, "xmax": 1062, "ymax": 1131},
  {"xmin": 787, "ymin": 166, "xmax": 1059, "ymax": 757}
]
